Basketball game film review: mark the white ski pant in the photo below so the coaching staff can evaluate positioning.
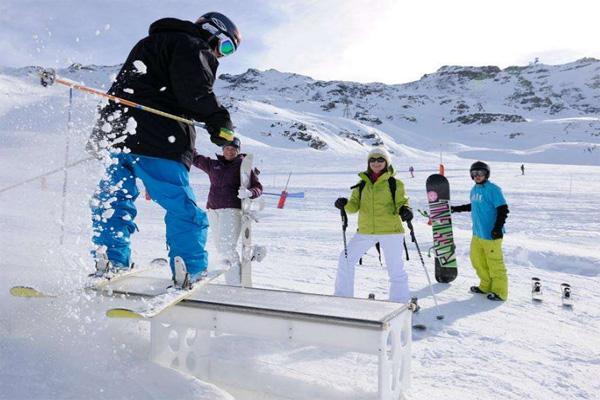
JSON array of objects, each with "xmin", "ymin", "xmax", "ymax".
[
  {"xmin": 335, "ymin": 233, "xmax": 410, "ymax": 303},
  {"xmin": 207, "ymin": 208, "xmax": 242, "ymax": 285}
]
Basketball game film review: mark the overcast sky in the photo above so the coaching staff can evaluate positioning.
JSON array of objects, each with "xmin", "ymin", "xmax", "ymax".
[{"xmin": 1, "ymin": 0, "xmax": 598, "ymax": 84}]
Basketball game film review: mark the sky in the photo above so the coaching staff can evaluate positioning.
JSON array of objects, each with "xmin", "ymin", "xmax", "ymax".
[{"xmin": 1, "ymin": 0, "xmax": 599, "ymax": 84}]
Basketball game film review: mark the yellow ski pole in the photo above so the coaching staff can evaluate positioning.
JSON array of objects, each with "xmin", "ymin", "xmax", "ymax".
[{"xmin": 39, "ymin": 68, "xmax": 206, "ymax": 129}]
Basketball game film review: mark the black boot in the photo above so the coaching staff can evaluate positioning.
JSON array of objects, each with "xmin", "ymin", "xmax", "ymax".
[
  {"xmin": 487, "ymin": 293, "xmax": 504, "ymax": 301},
  {"xmin": 470, "ymin": 286, "xmax": 485, "ymax": 294}
]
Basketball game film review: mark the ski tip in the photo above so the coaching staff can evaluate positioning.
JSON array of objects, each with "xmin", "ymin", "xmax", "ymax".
[
  {"xmin": 9, "ymin": 286, "xmax": 53, "ymax": 298},
  {"xmin": 105, "ymin": 308, "xmax": 145, "ymax": 319}
]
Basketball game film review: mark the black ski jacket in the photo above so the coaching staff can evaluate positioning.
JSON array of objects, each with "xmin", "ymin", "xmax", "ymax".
[{"xmin": 91, "ymin": 18, "xmax": 233, "ymax": 169}]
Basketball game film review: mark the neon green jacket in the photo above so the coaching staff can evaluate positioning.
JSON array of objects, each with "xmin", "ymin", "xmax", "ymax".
[{"xmin": 344, "ymin": 166, "xmax": 409, "ymax": 234}]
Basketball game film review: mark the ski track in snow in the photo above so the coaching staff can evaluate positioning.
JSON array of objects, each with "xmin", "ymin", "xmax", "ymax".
[{"xmin": 2, "ymin": 74, "xmax": 600, "ymax": 399}]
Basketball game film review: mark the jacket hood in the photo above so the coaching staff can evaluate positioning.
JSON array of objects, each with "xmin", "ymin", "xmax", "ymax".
[{"xmin": 149, "ymin": 18, "xmax": 211, "ymax": 43}]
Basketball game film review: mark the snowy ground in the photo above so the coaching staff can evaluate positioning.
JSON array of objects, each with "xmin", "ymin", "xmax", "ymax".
[
  {"xmin": 2, "ymin": 134, "xmax": 600, "ymax": 399},
  {"xmin": 2, "ymin": 81, "xmax": 600, "ymax": 399}
]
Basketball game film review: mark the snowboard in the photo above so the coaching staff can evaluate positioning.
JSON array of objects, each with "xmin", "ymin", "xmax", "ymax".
[
  {"xmin": 425, "ymin": 174, "xmax": 458, "ymax": 283},
  {"xmin": 240, "ymin": 153, "xmax": 254, "ymax": 287}
]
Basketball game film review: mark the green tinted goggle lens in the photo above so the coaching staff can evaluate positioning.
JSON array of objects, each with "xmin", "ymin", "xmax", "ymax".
[{"xmin": 220, "ymin": 39, "xmax": 235, "ymax": 56}]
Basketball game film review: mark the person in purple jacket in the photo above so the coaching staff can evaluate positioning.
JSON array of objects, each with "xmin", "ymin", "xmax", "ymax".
[{"xmin": 193, "ymin": 137, "xmax": 262, "ymax": 285}]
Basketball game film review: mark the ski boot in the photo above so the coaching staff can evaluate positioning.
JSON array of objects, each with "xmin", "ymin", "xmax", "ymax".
[
  {"xmin": 172, "ymin": 256, "xmax": 191, "ymax": 289},
  {"xmin": 172, "ymin": 257, "xmax": 207, "ymax": 290},
  {"xmin": 470, "ymin": 286, "xmax": 485, "ymax": 294},
  {"xmin": 409, "ymin": 297, "xmax": 426, "ymax": 331},
  {"xmin": 487, "ymin": 293, "xmax": 504, "ymax": 301},
  {"xmin": 92, "ymin": 248, "xmax": 111, "ymax": 277},
  {"xmin": 408, "ymin": 297, "xmax": 421, "ymax": 313}
]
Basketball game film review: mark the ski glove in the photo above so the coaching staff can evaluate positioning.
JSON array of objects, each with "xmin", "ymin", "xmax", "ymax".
[
  {"xmin": 238, "ymin": 187, "xmax": 252, "ymax": 200},
  {"xmin": 399, "ymin": 205, "xmax": 413, "ymax": 222},
  {"xmin": 334, "ymin": 197, "xmax": 348, "ymax": 210},
  {"xmin": 207, "ymin": 126, "xmax": 235, "ymax": 147},
  {"xmin": 491, "ymin": 228, "xmax": 504, "ymax": 239},
  {"xmin": 451, "ymin": 204, "xmax": 472, "ymax": 213},
  {"xmin": 491, "ymin": 204, "xmax": 509, "ymax": 240}
]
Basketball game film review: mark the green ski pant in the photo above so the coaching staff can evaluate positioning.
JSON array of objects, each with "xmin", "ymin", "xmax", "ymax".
[{"xmin": 470, "ymin": 236, "xmax": 508, "ymax": 300}]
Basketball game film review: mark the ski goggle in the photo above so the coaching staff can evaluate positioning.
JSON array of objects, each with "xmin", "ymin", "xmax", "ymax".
[
  {"xmin": 470, "ymin": 169, "xmax": 487, "ymax": 178},
  {"xmin": 369, "ymin": 157, "xmax": 386, "ymax": 163},
  {"xmin": 202, "ymin": 23, "xmax": 237, "ymax": 57}
]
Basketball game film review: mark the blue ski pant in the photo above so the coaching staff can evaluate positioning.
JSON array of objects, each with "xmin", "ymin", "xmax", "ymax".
[{"xmin": 91, "ymin": 153, "xmax": 209, "ymax": 275}]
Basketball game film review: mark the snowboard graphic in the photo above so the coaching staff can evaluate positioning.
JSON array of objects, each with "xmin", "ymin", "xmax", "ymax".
[{"xmin": 425, "ymin": 174, "xmax": 458, "ymax": 283}]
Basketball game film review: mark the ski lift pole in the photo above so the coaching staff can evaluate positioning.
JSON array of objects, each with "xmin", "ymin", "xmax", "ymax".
[
  {"xmin": 0, "ymin": 156, "xmax": 94, "ymax": 195},
  {"xmin": 406, "ymin": 220, "xmax": 444, "ymax": 320},
  {"xmin": 277, "ymin": 172, "xmax": 292, "ymax": 209},
  {"xmin": 59, "ymin": 87, "xmax": 73, "ymax": 245},
  {"xmin": 39, "ymin": 69, "xmax": 206, "ymax": 130}
]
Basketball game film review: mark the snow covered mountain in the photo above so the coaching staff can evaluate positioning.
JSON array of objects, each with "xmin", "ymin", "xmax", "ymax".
[
  {"xmin": 1, "ymin": 58, "xmax": 599, "ymax": 165},
  {"xmin": 2, "ymin": 57, "xmax": 600, "ymax": 400}
]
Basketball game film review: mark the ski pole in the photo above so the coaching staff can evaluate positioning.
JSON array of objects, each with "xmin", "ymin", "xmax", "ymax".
[
  {"xmin": 340, "ymin": 208, "xmax": 350, "ymax": 266},
  {"xmin": 39, "ymin": 69, "xmax": 206, "ymax": 130},
  {"xmin": 406, "ymin": 220, "xmax": 444, "ymax": 320}
]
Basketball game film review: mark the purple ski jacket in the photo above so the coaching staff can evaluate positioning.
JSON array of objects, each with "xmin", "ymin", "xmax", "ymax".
[{"xmin": 193, "ymin": 152, "xmax": 262, "ymax": 210}]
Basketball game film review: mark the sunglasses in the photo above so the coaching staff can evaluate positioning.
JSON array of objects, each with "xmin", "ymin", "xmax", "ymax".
[
  {"xmin": 470, "ymin": 169, "xmax": 487, "ymax": 178},
  {"xmin": 369, "ymin": 157, "xmax": 386, "ymax": 163},
  {"xmin": 202, "ymin": 23, "xmax": 237, "ymax": 57}
]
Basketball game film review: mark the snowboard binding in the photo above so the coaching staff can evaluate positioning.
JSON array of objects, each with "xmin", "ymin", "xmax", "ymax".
[
  {"xmin": 531, "ymin": 277, "xmax": 543, "ymax": 302},
  {"xmin": 561, "ymin": 283, "xmax": 573, "ymax": 307}
]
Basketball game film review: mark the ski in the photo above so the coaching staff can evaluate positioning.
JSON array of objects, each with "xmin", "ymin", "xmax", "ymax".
[
  {"xmin": 425, "ymin": 174, "xmax": 458, "ymax": 283},
  {"xmin": 9, "ymin": 286, "xmax": 57, "ymax": 298},
  {"xmin": 87, "ymin": 257, "xmax": 167, "ymax": 292},
  {"xmin": 240, "ymin": 153, "xmax": 254, "ymax": 287},
  {"xmin": 531, "ymin": 277, "xmax": 543, "ymax": 302},
  {"xmin": 10, "ymin": 258, "xmax": 167, "ymax": 298},
  {"xmin": 105, "ymin": 268, "xmax": 226, "ymax": 319},
  {"xmin": 240, "ymin": 153, "xmax": 265, "ymax": 286},
  {"xmin": 561, "ymin": 283, "xmax": 573, "ymax": 307}
]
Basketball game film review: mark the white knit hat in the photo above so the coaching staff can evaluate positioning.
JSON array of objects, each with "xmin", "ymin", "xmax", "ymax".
[{"xmin": 368, "ymin": 146, "xmax": 391, "ymax": 165}]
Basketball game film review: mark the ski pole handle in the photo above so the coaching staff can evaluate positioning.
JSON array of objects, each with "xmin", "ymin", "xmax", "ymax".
[
  {"xmin": 340, "ymin": 208, "xmax": 348, "ymax": 231},
  {"xmin": 406, "ymin": 219, "xmax": 417, "ymax": 242}
]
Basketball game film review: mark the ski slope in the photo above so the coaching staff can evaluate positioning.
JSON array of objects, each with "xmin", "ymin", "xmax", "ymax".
[{"xmin": 1, "ymin": 73, "xmax": 600, "ymax": 399}]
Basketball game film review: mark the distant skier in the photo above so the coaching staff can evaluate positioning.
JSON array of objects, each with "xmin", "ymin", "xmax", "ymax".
[
  {"xmin": 520, "ymin": 164, "xmax": 525, "ymax": 175},
  {"xmin": 451, "ymin": 161, "xmax": 510, "ymax": 301},
  {"xmin": 193, "ymin": 137, "xmax": 262, "ymax": 285},
  {"xmin": 334, "ymin": 147, "xmax": 413, "ymax": 303},
  {"xmin": 409, "ymin": 165, "xmax": 415, "ymax": 178},
  {"xmin": 87, "ymin": 12, "xmax": 242, "ymax": 286}
]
